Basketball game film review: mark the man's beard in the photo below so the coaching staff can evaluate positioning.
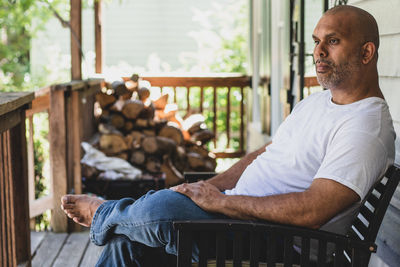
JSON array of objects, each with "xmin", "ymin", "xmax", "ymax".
[{"xmin": 315, "ymin": 56, "xmax": 361, "ymax": 89}]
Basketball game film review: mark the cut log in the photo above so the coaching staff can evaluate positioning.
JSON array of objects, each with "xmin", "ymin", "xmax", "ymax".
[
  {"xmin": 139, "ymin": 103, "xmax": 155, "ymax": 119},
  {"xmin": 204, "ymin": 157, "xmax": 217, "ymax": 172},
  {"xmin": 187, "ymin": 122, "xmax": 207, "ymax": 135},
  {"xmin": 112, "ymin": 81, "xmax": 129, "ymax": 96},
  {"xmin": 98, "ymin": 123, "xmax": 121, "ymax": 135},
  {"xmin": 187, "ymin": 152, "xmax": 205, "ymax": 170},
  {"xmin": 81, "ymin": 163, "xmax": 100, "ymax": 179},
  {"xmin": 186, "ymin": 144, "xmax": 209, "ymax": 158},
  {"xmin": 99, "ymin": 133, "xmax": 128, "ymax": 155},
  {"xmin": 146, "ymin": 157, "xmax": 161, "ymax": 173},
  {"xmin": 142, "ymin": 136, "xmax": 176, "ymax": 155},
  {"xmin": 142, "ymin": 136, "xmax": 158, "ymax": 154},
  {"xmin": 172, "ymin": 146, "xmax": 187, "ymax": 173},
  {"xmin": 130, "ymin": 149, "xmax": 146, "ymax": 166},
  {"xmin": 142, "ymin": 129, "xmax": 156, "ymax": 136},
  {"xmin": 124, "ymin": 121, "xmax": 134, "ymax": 132},
  {"xmin": 150, "ymin": 119, "xmax": 168, "ymax": 132},
  {"xmin": 121, "ymin": 99, "xmax": 144, "ymax": 119},
  {"xmin": 109, "ymin": 99, "xmax": 125, "ymax": 112},
  {"xmin": 159, "ymin": 123, "xmax": 184, "ymax": 145},
  {"xmin": 87, "ymin": 132, "xmax": 101, "ymax": 147},
  {"xmin": 121, "ymin": 91, "xmax": 133, "ymax": 100},
  {"xmin": 115, "ymin": 152, "xmax": 129, "ymax": 161},
  {"xmin": 157, "ymin": 136, "xmax": 177, "ymax": 154},
  {"xmin": 110, "ymin": 113, "xmax": 125, "ymax": 129},
  {"xmin": 125, "ymin": 131, "xmax": 144, "ymax": 149},
  {"xmin": 130, "ymin": 73, "xmax": 139, "ymax": 82},
  {"xmin": 125, "ymin": 80, "xmax": 138, "ymax": 91},
  {"xmin": 96, "ymin": 93, "xmax": 116, "ymax": 108},
  {"xmin": 135, "ymin": 119, "xmax": 149, "ymax": 128},
  {"xmin": 138, "ymin": 87, "xmax": 150, "ymax": 102},
  {"xmin": 190, "ymin": 129, "xmax": 215, "ymax": 144},
  {"xmin": 153, "ymin": 94, "xmax": 169, "ymax": 110},
  {"xmin": 161, "ymin": 156, "xmax": 184, "ymax": 187},
  {"xmin": 99, "ymin": 109, "xmax": 110, "ymax": 120}
]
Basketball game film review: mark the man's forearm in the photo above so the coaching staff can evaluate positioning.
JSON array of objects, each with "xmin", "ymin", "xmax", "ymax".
[
  {"xmin": 213, "ymin": 179, "xmax": 359, "ymax": 229},
  {"xmin": 218, "ymin": 192, "xmax": 321, "ymax": 228},
  {"xmin": 207, "ymin": 142, "xmax": 271, "ymax": 191}
]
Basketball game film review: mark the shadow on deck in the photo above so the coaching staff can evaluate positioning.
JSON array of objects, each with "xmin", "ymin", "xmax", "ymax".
[{"xmin": 31, "ymin": 231, "xmax": 103, "ymax": 267}]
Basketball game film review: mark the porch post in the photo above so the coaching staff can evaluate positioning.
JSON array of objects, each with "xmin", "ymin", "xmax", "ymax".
[
  {"xmin": 70, "ymin": 0, "xmax": 82, "ymax": 80},
  {"xmin": 69, "ymin": 0, "xmax": 83, "ymax": 217},
  {"xmin": 95, "ymin": 0, "xmax": 103, "ymax": 74}
]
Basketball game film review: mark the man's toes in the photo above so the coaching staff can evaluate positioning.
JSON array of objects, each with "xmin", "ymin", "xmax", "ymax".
[
  {"xmin": 61, "ymin": 195, "xmax": 70, "ymax": 204},
  {"xmin": 61, "ymin": 195, "xmax": 75, "ymax": 204},
  {"xmin": 67, "ymin": 213, "xmax": 76, "ymax": 219},
  {"xmin": 61, "ymin": 203, "xmax": 75, "ymax": 210}
]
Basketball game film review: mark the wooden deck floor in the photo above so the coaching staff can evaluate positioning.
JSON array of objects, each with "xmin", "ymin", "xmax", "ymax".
[{"xmin": 31, "ymin": 231, "xmax": 103, "ymax": 267}]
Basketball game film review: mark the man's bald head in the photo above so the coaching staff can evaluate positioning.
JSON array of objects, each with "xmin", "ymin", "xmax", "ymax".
[{"xmin": 324, "ymin": 5, "xmax": 379, "ymax": 53}]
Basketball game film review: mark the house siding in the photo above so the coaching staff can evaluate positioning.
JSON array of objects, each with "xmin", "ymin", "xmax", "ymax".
[{"xmin": 348, "ymin": 1, "xmax": 400, "ymax": 266}]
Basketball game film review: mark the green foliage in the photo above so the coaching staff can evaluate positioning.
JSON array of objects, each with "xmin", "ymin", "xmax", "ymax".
[
  {"xmin": 0, "ymin": 0, "xmax": 68, "ymax": 92},
  {"xmin": 208, "ymin": 2, "xmax": 248, "ymax": 74},
  {"xmin": 178, "ymin": 0, "xmax": 248, "ymax": 153},
  {"xmin": 26, "ymin": 112, "xmax": 51, "ymax": 231},
  {"xmin": 181, "ymin": 0, "xmax": 248, "ymax": 74}
]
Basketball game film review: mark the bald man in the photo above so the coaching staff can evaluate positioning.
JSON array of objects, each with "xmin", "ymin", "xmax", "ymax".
[{"xmin": 61, "ymin": 5, "xmax": 395, "ymax": 266}]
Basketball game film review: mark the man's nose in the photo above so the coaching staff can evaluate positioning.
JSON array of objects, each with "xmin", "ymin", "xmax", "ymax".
[{"xmin": 314, "ymin": 43, "xmax": 327, "ymax": 58}]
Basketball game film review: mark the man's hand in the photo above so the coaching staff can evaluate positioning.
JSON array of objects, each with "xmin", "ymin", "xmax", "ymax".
[{"xmin": 170, "ymin": 181, "xmax": 226, "ymax": 213}]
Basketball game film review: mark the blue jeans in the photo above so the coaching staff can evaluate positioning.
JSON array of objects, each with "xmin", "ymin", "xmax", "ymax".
[{"xmin": 91, "ymin": 189, "xmax": 228, "ymax": 266}]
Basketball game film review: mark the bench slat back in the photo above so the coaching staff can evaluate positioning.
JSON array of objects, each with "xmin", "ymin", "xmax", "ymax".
[{"xmin": 349, "ymin": 165, "xmax": 400, "ymax": 242}]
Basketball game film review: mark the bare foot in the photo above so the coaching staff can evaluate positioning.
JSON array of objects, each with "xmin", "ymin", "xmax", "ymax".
[{"xmin": 60, "ymin": 195, "xmax": 105, "ymax": 227}]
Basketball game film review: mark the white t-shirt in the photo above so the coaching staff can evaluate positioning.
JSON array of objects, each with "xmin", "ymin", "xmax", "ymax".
[{"xmin": 225, "ymin": 90, "xmax": 395, "ymax": 234}]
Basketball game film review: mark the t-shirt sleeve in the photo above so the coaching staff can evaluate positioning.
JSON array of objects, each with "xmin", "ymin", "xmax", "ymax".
[{"xmin": 314, "ymin": 130, "xmax": 388, "ymax": 199}]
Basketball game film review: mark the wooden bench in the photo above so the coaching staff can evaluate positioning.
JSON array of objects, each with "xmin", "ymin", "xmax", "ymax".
[{"xmin": 174, "ymin": 164, "xmax": 400, "ymax": 267}]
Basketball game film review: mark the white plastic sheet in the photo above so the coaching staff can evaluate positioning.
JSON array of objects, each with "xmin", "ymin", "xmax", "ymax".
[{"xmin": 81, "ymin": 142, "xmax": 142, "ymax": 180}]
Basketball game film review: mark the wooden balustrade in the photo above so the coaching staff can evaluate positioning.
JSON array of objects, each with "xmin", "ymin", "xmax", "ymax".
[
  {"xmin": 0, "ymin": 92, "xmax": 34, "ymax": 267},
  {"xmin": 303, "ymin": 76, "xmax": 322, "ymax": 97},
  {"xmin": 123, "ymin": 75, "xmax": 252, "ymax": 158},
  {"xmin": 25, "ymin": 79, "xmax": 103, "ymax": 233}
]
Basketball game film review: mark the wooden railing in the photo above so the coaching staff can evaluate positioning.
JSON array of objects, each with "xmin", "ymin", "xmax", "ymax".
[
  {"xmin": 303, "ymin": 76, "xmax": 322, "ymax": 97},
  {"xmin": 25, "ymin": 79, "xmax": 102, "ymax": 233},
  {"xmin": 0, "ymin": 92, "xmax": 34, "ymax": 267},
  {"xmin": 124, "ymin": 75, "xmax": 253, "ymax": 158}
]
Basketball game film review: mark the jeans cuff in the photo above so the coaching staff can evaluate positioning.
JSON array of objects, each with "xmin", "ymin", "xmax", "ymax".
[{"xmin": 90, "ymin": 201, "xmax": 109, "ymax": 245}]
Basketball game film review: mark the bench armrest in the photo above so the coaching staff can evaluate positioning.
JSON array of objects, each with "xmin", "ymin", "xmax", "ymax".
[{"xmin": 173, "ymin": 219, "xmax": 376, "ymax": 267}]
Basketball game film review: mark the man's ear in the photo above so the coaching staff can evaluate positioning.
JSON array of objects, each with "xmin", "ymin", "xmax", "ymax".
[{"xmin": 361, "ymin": 42, "xmax": 376, "ymax": 64}]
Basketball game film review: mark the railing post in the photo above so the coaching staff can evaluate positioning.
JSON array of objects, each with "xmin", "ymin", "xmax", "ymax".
[
  {"xmin": 67, "ymin": 79, "xmax": 102, "ymax": 197},
  {"xmin": 49, "ymin": 79, "xmax": 102, "ymax": 233},
  {"xmin": 0, "ymin": 92, "xmax": 34, "ymax": 267},
  {"xmin": 49, "ymin": 87, "xmax": 68, "ymax": 232}
]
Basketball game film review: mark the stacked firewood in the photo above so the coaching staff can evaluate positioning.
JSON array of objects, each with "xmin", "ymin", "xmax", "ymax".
[{"xmin": 89, "ymin": 74, "xmax": 216, "ymax": 186}]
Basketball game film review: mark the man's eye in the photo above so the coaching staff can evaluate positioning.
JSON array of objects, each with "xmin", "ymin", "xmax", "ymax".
[
  {"xmin": 329, "ymin": 39, "xmax": 338, "ymax": 44},
  {"xmin": 314, "ymin": 40, "xmax": 319, "ymax": 45}
]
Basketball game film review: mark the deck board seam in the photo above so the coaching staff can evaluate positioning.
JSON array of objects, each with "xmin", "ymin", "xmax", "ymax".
[
  {"xmin": 49, "ymin": 233, "xmax": 70, "ymax": 267},
  {"xmin": 31, "ymin": 231, "xmax": 47, "ymax": 260},
  {"xmin": 77, "ymin": 236, "xmax": 91, "ymax": 267}
]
